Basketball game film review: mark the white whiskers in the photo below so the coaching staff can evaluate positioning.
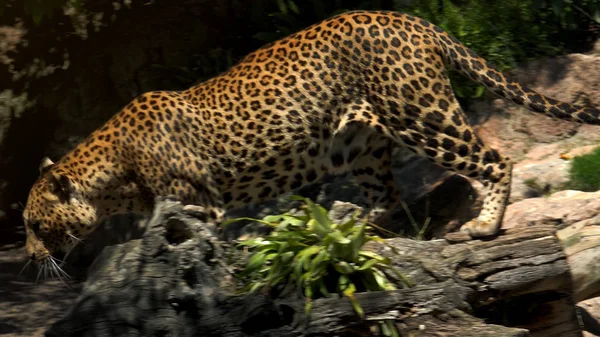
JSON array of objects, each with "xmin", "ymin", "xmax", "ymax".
[
  {"xmin": 35, "ymin": 260, "xmax": 45, "ymax": 284},
  {"xmin": 28, "ymin": 255, "xmax": 73, "ymax": 289},
  {"xmin": 24, "ymin": 233, "xmax": 84, "ymax": 288},
  {"xmin": 61, "ymin": 234, "xmax": 84, "ymax": 268},
  {"xmin": 49, "ymin": 256, "xmax": 73, "ymax": 289},
  {"xmin": 18, "ymin": 260, "xmax": 32, "ymax": 276},
  {"xmin": 67, "ymin": 232, "xmax": 84, "ymax": 244}
]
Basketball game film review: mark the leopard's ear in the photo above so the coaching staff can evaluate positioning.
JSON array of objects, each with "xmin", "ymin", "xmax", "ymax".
[
  {"xmin": 47, "ymin": 172, "xmax": 74, "ymax": 203},
  {"xmin": 39, "ymin": 157, "xmax": 55, "ymax": 175}
]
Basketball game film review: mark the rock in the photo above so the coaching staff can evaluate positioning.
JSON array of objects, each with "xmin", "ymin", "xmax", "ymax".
[
  {"xmin": 326, "ymin": 201, "xmax": 364, "ymax": 225},
  {"xmin": 502, "ymin": 190, "xmax": 600, "ymax": 230},
  {"xmin": 62, "ymin": 213, "xmax": 148, "ymax": 279},
  {"xmin": 502, "ymin": 190, "xmax": 600, "ymax": 337},
  {"xmin": 471, "ymin": 51, "xmax": 600, "ymax": 205},
  {"xmin": 579, "ymin": 299, "xmax": 600, "ymax": 337},
  {"xmin": 509, "ymin": 144, "xmax": 599, "ymax": 203},
  {"xmin": 510, "ymin": 156, "xmax": 571, "ymax": 202}
]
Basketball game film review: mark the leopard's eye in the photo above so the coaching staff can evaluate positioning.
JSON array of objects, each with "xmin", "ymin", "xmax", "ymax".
[{"xmin": 30, "ymin": 222, "xmax": 41, "ymax": 233}]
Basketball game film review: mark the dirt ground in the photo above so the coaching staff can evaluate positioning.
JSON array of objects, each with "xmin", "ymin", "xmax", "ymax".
[{"xmin": 0, "ymin": 243, "xmax": 82, "ymax": 337}]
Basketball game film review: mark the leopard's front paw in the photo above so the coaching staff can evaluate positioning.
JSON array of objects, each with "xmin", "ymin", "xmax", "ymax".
[{"xmin": 460, "ymin": 218, "xmax": 501, "ymax": 237}]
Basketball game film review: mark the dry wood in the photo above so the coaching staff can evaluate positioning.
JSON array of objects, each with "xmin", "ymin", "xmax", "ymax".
[{"xmin": 46, "ymin": 199, "xmax": 592, "ymax": 337}]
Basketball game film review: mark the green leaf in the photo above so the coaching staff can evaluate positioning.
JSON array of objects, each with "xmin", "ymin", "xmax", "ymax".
[
  {"xmin": 271, "ymin": 214, "xmax": 308, "ymax": 230},
  {"xmin": 276, "ymin": 0, "xmax": 288, "ymax": 14},
  {"xmin": 305, "ymin": 284, "xmax": 313, "ymax": 299},
  {"xmin": 280, "ymin": 251, "xmax": 295, "ymax": 264},
  {"xmin": 380, "ymin": 265, "xmax": 414, "ymax": 288},
  {"xmin": 552, "ymin": 0, "xmax": 565, "ymax": 17},
  {"xmin": 334, "ymin": 261, "xmax": 355, "ymax": 274},
  {"xmin": 304, "ymin": 299, "xmax": 313, "ymax": 317},
  {"xmin": 248, "ymin": 281, "xmax": 264, "ymax": 293},
  {"xmin": 346, "ymin": 294, "xmax": 364, "ymax": 318},
  {"xmin": 294, "ymin": 257, "xmax": 305, "ymax": 281},
  {"xmin": 221, "ymin": 217, "xmax": 276, "ymax": 228},
  {"xmin": 473, "ymin": 85, "xmax": 486, "ymax": 98},
  {"xmin": 357, "ymin": 259, "xmax": 378, "ymax": 271},
  {"xmin": 245, "ymin": 252, "xmax": 267, "ymax": 272},
  {"xmin": 264, "ymin": 252, "xmax": 279, "ymax": 261},
  {"xmin": 235, "ymin": 238, "xmax": 267, "ymax": 248},
  {"xmin": 337, "ymin": 213, "xmax": 358, "ymax": 233},
  {"xmin": 368, "ymin": 235, "xmax": 387, "ymax": 244},
  {"xmin": 296, "ymin": 272, "xmax": 308, "ymax": 288},
  {"xmin": 338, "ymin": 275, "xmax": 350, "ymax": 290},
  {"xmin": 383, "ymin": 320, "xmax": 400, "ymax": 337},
  {"xmin": 287, "ymin": 0, "xmax": 300, "ymax": 14},
  {"xmin": 327, "ymin": 230, "xmax": 351, "ymax": 244},
  {"xmin": 262, "ymin": 215, "xmax": 286, "ymax": 223},
  {"xmin": 342, "ymin": 281, "xmax": 356, "ymax": 297},
  {"xmin": 359, "ymin": 250, "xmax": 389, "ymax": 264},
  {"xmin": 304, "ymin": 198, "xmax": 332, "ymax": 231},
  {"xmin": 297, "ymin": 245, "xmax": 321, "ymax": 270},
  {"xmin": 349, "ymin": 222, "xmax": 367, "ymax": 259},
  {"xmin": 318, "ymin": 279, "xmax": 331, "ymax": 297},
  {"xmin": 372, "ymin": 269, "xmax": 390, "ymax": 291},
  {"xmin": 306, "ymin": 218, "xmax": 328, "ymax": 238},
  {"xmin": 309, "ymin": 250, "xmax": 329, "ymax": 278},
  {"xmin": 288, "ymin": 195, "xmax": 307, "ymax": 202},
  {"xmin": 277, "ymin": 241, "xmax": 289, "ymax": 253},
  {"xmin": 268, "ymin": 273, "xmax": 290, "ymax": 287},
  {"xmin": 594, "ymin": 9, "xmax": 600, "ymax": 24}
]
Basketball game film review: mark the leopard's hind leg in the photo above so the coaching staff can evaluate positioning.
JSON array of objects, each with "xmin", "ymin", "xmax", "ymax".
[{"xmin": 385, "ymin": 76, "xmax": 512, "ymax": 237}]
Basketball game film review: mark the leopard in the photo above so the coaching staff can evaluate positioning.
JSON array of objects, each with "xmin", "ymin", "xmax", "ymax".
[{"xmin": 22, "ymin": 10, "xmax": 600, "ymax": 265}]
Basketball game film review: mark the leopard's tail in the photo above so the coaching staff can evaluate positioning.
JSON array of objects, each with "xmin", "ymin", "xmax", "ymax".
[{"xmin": 434, "ymin": 28, "xmax": 600, "ymax": 125}]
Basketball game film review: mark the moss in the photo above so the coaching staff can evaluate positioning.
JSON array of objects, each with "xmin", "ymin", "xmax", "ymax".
[{"xmin": 566, "ymin": 146, "xmax": 600, "ymax": 192}]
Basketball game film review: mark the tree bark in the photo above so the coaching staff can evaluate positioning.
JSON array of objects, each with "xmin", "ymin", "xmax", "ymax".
[{"xmin": 46, "ymin": 199, "xmax": 590, "ymax": 337}]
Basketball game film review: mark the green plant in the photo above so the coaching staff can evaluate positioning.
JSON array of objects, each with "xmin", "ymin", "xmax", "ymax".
[
  {"xmin": 566, "ymin": 146, "xmax": 600, "ymax": 192},
  {"xmin": 223, "ymin": 197, "xmax": 412, "ymax": 336},
  {"xmin": 19, "ymin": 0, "xmax": 87, "ymax": 25},
  {"xmin": 534, "ymin": 0, "xmax": 600, "ymax": 28},
  {"xmin": 255, "ymin": 0, "xmax": 599, "ymax": 100},
  {"xmin": 400, "ymin": 200, "xmax": 431, "ymax": 240},
  {"xmin": 406, "ymin": 0, "xmax": 559, "ymax": 98},
  {"xmin": 523, "ymin": 178, "xmax": 541, "ymax": 191}
]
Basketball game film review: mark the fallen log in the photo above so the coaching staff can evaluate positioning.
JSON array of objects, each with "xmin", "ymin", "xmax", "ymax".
[{"xmin": 46, "ymin": 199, "xmax": 596, "ymax": 337}]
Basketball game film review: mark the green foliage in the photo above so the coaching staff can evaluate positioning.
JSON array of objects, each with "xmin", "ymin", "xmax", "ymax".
[
  {"xmin": 404, "ymin": 0, "xmax": 561, "ymax": 98},
  {"xmin": 258, "ymin": 0, "xmax": 600, "ymax": 100},
  {"xmin": 400, "ymin": 200, "xmax": 431, "ymax": 240},
  {"xmin": 20, "ymin": 0, "xmax": 86, "ymax": 25},
  {"xmin": 224, "ymin": 197, "xmax": 412, "ymax": 336},
  {"xmin": 566, "ymin": 147, "xmax": 600, "ymax": 192},
  {"xmin": 535, "ymin": 0, "xmax": 600, "ymax": 28}
]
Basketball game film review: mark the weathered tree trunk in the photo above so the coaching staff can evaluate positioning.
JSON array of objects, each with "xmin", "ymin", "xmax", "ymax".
[{"xmin": 46, "ymin": 199, "xmax": 593, "ymax": 337}]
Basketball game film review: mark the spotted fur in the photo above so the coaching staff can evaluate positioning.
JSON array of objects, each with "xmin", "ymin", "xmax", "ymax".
[{"xmin": 23, "ymin": 10, "xmax": 600, "ymax": 262}]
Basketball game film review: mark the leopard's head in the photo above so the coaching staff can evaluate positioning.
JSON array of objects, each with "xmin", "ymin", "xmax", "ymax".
[{"xmin": 23, "ymin": 157, "xmax": 98, "ymax": 264}]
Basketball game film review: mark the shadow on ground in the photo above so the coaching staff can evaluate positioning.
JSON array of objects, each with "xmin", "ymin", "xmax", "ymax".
[{"xmin": 0, "ymin": 244, "xmax": 82, "ymax": 337}]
